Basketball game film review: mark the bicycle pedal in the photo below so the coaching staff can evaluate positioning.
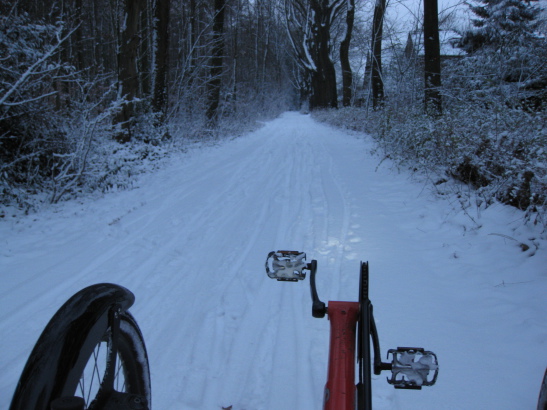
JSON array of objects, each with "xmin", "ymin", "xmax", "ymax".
[
  {"xmin": 265, "ymin": 251, "xmax": 307, "ymax": 281},
  {"xmin": 387, "ymin": 347, "xmax": 439, "ymax": 389}
]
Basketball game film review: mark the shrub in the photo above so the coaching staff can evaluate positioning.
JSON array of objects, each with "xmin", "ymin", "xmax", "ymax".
[{"xmin": 313, "ymin": 104, "xmax": 547, "ymax": 229}]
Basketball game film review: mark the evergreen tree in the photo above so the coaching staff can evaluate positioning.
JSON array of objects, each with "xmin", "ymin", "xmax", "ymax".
[
  {"xmin": 457, "ymin": 0, "xmax": 545, "ymax": 85},
  {"xmin": 460, "ymin": 0, "xmax": 541, "ymax": 53}
]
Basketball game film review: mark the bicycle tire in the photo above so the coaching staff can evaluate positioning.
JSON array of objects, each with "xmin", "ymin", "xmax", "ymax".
[
  {"xmin": 357, "ymin": 261, "xmax": 372, "ymax": 410},
  {"xmin": 9, "ymin": 283, "xmax": 151, "ymax": 410}
]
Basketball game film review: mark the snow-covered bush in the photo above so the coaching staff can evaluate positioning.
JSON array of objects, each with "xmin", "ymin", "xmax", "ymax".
[
  {"xmin": 313, "ymin": 103, "xmax": 547, "ymax": 229},
  {"xmin": 0, "ymin": 11, "xmax": 171, "ymax": 211},
  {"xmin": 0, "ymin": 12, "xmax": 74, "ymax": 209}
]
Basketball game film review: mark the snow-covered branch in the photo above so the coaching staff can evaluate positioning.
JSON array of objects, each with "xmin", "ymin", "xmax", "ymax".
[{"xmin": 0, "ymin": 25, "xmax": 77, "ymax": 107}]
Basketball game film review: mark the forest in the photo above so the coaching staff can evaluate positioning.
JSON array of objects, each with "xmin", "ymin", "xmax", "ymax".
[{"xmin": 1, "ymin": 0, "xmax": 546, "ymax": 228}]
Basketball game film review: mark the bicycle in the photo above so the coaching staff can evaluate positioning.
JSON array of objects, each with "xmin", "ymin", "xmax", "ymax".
[{"xmin": 265, "ymin": 250, "xmax": 439, "ymax": 410}]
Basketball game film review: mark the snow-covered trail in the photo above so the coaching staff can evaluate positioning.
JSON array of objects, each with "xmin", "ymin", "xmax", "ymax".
[{"xmin": 1, "ymin": 112, "xmax": 545, "ymax": 409}]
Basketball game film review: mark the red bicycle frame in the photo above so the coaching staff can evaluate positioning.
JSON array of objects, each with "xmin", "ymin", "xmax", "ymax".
[
  {"xmin": 323, "ymin": 301, "xmax": 360, "ymax": 410},
  {"xmin": 309, "ymin": 258, "xmax": 377, "ymax": 410}
]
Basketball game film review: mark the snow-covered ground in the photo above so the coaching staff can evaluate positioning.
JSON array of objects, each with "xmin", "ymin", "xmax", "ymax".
[{"xmin": 1, "ymin": 112, "xmax": 545, "ymax": 409}]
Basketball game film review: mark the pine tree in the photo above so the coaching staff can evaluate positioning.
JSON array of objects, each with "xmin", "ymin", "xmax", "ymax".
[{"xmin": 460, "ymin": 0, "xmax": 541, "ymax": 53}]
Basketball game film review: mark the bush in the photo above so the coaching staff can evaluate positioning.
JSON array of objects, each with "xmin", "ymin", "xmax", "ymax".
[{"xmin": 312, "ymin": 103, "xmax": 547, "ymax": 229}]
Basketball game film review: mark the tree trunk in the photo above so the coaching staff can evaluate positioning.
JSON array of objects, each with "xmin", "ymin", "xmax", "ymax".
[
  {"xmin": 140, "ymin": 0, "xmax": 153, "ymax": 98},
  {"xmin": 424, "ymin": 0, "xmax": 442, "ymax": 115},
  {"xmin": 309, "ymin": 0, "xmax": 338, "ymax": 109},
  {"xmin": 74, "ymin": 0, "xmax": 84, "ymax": 73},
  {"xmin": 231, "ymin": 2, "xmax": 239, "ymax": 110},
  {"xmin": 189, "ymin": 0, "xmax": 198, "ymax": 73},
  {"xmin": 340, "ymin": 0, "xmax": 355, "ymax": 107},
  {"xmin": 115, "ymin": 0, "xmax": 142, "ymax": 142},
  {"xmin": 153, "ymin": 0, "xmax": 170, "ymax": 121},
  {"xmin": 370, "ymin": 0, "xmax": 386, "ymax": 109},
  {"xmin": 206, "ymin": 0, "xmax": 226, "ymax": 125}
]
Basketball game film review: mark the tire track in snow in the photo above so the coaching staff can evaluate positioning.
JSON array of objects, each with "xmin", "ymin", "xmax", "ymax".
[
  {"xmin": 0, "ymin": 145, "xmax": 262, "ymax": 344},
  {"xmin": 144, "ymin": 115, "xmax": 355, "ymax": 409},
  {"xmin": 191, "ymin": 125, "xmax": 319, "ymax": 409},
  {"xmin": 173, "ymin": 120, "xmax": 330, "ymax": 409},
  {"xmin": 139, "ymin": 121, "xmax": 316, "ymax": 409}
]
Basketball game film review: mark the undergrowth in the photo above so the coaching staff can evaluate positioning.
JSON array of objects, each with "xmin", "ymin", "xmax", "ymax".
[
  {"xmin": 0, "ymin": 105, "xmax": 281, "ymax": 218},
  {"xmin": 312, "ymin": 105, "xmax": 547, "ymax": 230}
]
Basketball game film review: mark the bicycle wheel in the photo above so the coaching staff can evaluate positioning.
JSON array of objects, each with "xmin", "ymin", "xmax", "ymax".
[{"xmin": 9, "ymin": 283, "xmax": 151, "ymax": 410}]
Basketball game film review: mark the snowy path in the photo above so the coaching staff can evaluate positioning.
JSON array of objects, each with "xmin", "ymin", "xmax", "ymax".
[{"xmin": 1, "ymin": 112, "xmax": 545, "ymax": 409}]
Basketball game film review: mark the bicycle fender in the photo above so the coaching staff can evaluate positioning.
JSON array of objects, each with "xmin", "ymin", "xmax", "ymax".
[{"xmin": 10, "ymin": 283, "xmax": 135, "ymax": 410}]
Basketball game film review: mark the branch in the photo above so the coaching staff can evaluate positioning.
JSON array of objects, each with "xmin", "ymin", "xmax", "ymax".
[
  {"xmin": 284, "ymin": 1, "xmax": 305, "ymax": 68},
  {"xmin": 1, "ymin": 91, "xmax": 58, "ymax": 106},
  {"xmin": 330, "ymin": 0, "xmax": 347, "ymax": 25},
  {"xmin": 0, "ymin": 25, "xmax": 77, "ymax": 107}
]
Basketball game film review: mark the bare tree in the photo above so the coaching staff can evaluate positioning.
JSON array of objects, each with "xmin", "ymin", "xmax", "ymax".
[
  {"xmin": 370, "ymin": 0, "xmax": 386, "ymax": 109},
  {"xmin": 153, "ymin": 0, "xmax": 170, "ymax": 121},
  {"xmin": 139, "ymin": 0, "xmax": 154, "ymax": 97},
  {"xmin": 285, "ymin": 0, "xmax": 345, "ymax": 109},
  {"xmin": 340, "ymin": 0, "xmax": 355, "ymax": 106},
  {"xmin": 423, "ymin": 0, "xmax": 442, "ymax": 114},
  {"xmin": 114, "ymin": 0, "xmax": 145, "ymax": 142},
  {"xmin": 206, "ymin": 0, "xmax": 226, "ymax": 124}
]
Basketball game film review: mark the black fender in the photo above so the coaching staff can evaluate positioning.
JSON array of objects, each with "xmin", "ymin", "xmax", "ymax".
[{"xmin": 10, "ymin": 283, "xmax": 135, "ymax": 410}]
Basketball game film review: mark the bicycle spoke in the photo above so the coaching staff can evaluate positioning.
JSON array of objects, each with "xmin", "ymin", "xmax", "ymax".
[
  {"xmin": 114, "ymin": 356, "xmax": 127, "ymax": 392},
  {"xmin": 78, "ymin": 341, "xmax": 107, "ymax": 406},
  {"xmin": 76, "ymin": 340, "xmax": 133, "ymax": 409}
]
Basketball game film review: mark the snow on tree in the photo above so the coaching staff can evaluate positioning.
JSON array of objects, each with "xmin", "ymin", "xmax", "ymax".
[
  {"xmin": 284, "ymin": 0, "xmax": 346, "ymax": 109},
  {"xmin": 460, "ymin": 0, "xmax": 542, "ymax": 52}
]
